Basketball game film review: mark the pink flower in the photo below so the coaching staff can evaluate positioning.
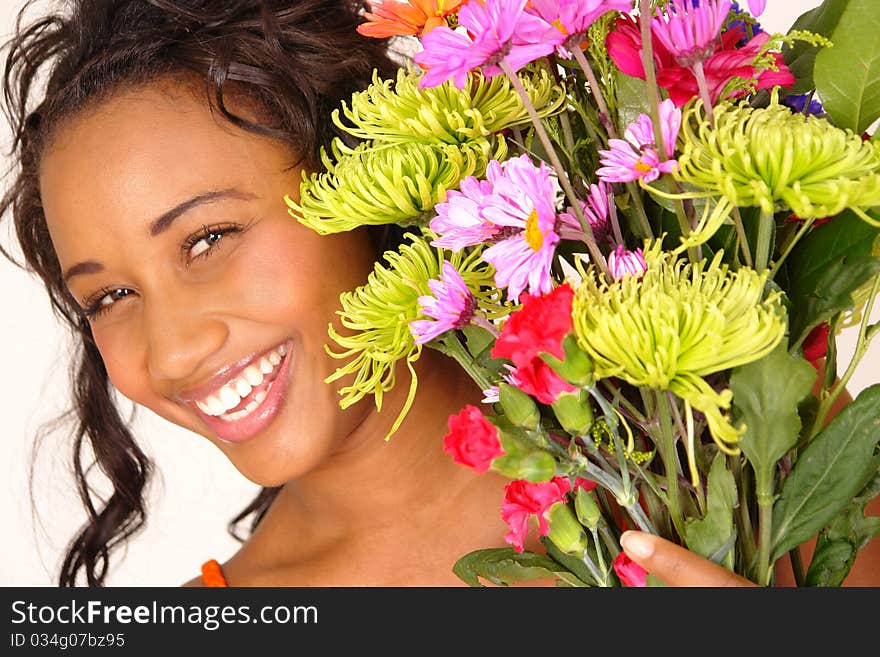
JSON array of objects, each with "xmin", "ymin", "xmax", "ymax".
[
  {"xmin": 479, "ymin": 155, "xmax": 563, "ymax": 302},
  {"xmin": 501, "ymin": 477, "xmax": 572, "ymax": 552},
  {"xmin": 443, "ymin": 405, "xmax": 505, "ymax": 472},
  {"xmin": 414, "ymin": 0, "xmax": 563, "ymax": 89},
  {"xmin": 574, "ymin": 477, "xmax": 598, "ymax": 492},
  {"xmin": 650, "ymin": 0, "xmax": 732, "ymax": 65},
  {"xmin": 607, "ymin": 15, "xmax": 794, "ymax": 107},
  {"xmin": 747, "ymin": 0, "xmax": 766, "ymax": 16},
  {"xmin": 607, "ymin": 244, "xmax": 647, "ymax": 280},
  {"xmin": 613, "ymin": 551, "xmax": 648, "ymax": 587},
  {"xmin": 597, "ymin": 99, "xmax": 681, "ymax": 184},
  {"xmin": 558, "ymin": 182, "xmax": 612, "ymax": 243},
  {"xmin": 492, "ymin": 284, "xmax": 574, "ymax": 366},
  {"xmin": 525, "ymin": 0, "xmax": 632, "ymax": 56},
  {"xmin": 410, "ymin": 260, "xmax": 477, "ymax": 344},
  {"xmin": 430, "ymin": 176, "xmax": 502, "ymax": 251}
]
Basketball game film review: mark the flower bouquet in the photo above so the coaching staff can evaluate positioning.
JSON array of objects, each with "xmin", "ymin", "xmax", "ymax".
[{"xmin": 285, "ymin": 0, "xmax": 880, "ymax": 586}]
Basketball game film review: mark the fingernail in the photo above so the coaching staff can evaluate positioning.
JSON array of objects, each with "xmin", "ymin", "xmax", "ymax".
[{"xmin": 620, "ymin": 530, "xmax": 653, "ymax": 560}]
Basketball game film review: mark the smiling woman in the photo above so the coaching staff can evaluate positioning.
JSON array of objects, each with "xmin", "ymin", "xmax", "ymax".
[{"xmin": 2, "ymin": 0, "xmax": 878, "ymax": 590}]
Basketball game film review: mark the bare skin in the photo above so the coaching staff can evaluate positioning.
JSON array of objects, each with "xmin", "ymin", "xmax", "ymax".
[{"xmin": 39, "ymin": 78, "xmax": 879, "ymax": 588}]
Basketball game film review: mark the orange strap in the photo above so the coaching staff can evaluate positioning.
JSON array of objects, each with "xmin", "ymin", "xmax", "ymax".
[{"xmin": 200, "ymin": 559, "xmax": 228, "ymax": 587}]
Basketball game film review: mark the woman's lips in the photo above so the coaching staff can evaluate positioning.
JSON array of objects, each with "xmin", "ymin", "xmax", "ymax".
[{"xmin": 192, "ymin": 339, "xmax": 294, "ymax": 444}]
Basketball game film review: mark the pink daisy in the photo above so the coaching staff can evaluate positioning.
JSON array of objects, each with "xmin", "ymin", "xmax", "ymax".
[
  {"xmin": 607, "ymin": 244, "xmax": 647, "ymax": 280},
  {"xmin": 525, "ymin": 0, "xmax": 632, "ymax": 56},
  {"xmin": 596, "ymin": 99, "xmax": 681, "ymax": 184},
  {"xmin": 410, "ymin": 260, "xmax": 477, "ymax": 344},
  {"xmin": 414, "ymin": 0, "xmax": 563, "ymax": 89},
  {"xmin": 651, "ymin": 0, "xmax": 732, "ymax": 65}
]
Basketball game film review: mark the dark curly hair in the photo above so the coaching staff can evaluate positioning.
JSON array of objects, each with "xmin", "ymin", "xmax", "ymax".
[{"xmin": 0, "ymin": 0, "xmax": 402, "ymax": 587}]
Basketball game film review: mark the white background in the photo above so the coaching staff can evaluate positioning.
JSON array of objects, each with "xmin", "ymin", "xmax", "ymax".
[{"xmin": 1, "ymin": 0, "xmax": 876, "ymax": 586}]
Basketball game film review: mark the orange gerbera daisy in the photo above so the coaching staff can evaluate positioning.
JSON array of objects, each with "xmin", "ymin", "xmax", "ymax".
[{"xmin": 357, "ymin": 0, "xmax": 465, "ymax": 38}]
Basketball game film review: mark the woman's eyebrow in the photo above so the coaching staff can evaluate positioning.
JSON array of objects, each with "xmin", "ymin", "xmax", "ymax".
[
  {"xmin": 149, "ymin": 187, "xmax": 257, "ymax": 236},
  {"xmin": 63, "ymin": 187, "xmax": 257, "ymax": 284}
]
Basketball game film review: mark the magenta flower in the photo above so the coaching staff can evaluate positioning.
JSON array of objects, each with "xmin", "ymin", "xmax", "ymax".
[
  {"xmin": 429, "ymin": 177, "xmax": 502, "ymax": 251},
  {"xmin": 747, "ymin": 0, "xmax": 766, "ymax": 16},
  {"xmin": 651, "ymin": 0, "xmax": 732, "ymax": 65},
  {"xmin": 414, "ymin": 0, "xmax": 563, "ymax": 89},
  {"xmin": 479, "ymin": 155, "xmax": 562, "ymax": 303},
  {"xmin": 596, "ymin": 99, "xmax": 681, "ymax": 184},
  {"xmin": 410, "ymin": 260, "xmax": 478, "ymax": 344},
  {"xmin": 607, "ymin": 244, "xmax": 647, "ymax": 280},
  {"xmin": 558, "ymin": 181, "xmax": 612, "ymax": 243},
  {"xmin": 525, "ymin": 0, "xmax": 632, "ymax": 55}
]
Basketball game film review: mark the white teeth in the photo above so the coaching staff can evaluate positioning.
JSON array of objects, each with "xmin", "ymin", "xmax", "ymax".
[
  {"xmin": 199, "ymin": 395, "xmax": 226, "ymax": 416},
  {"xmin": 254, "ymin": 389, "xmax": 267, "ymax": 405},
  {"xmin": 234, "ymin": 378, "xmax": 253, "ymax": 398},
  {"xmin": 218, "ymin": 385, "xmax": 241, "ymax": 411},
  {"xmin": 243, "ymin": 365, "xmax": 264, "ymax": 386},
  {"xmin": 279, "ymin": 344, "xmax": 287, "ymax": 356},
  {"xmin": 258, "ymin": 357, "xmax": 273, "ymax": 374},
  {"xmin": 268, "ymin": 351, "xmax": 281, "ymax": 366},
  {"xmin": 244, "ymin": 399, "xmax": 259, "ymax": 413}
]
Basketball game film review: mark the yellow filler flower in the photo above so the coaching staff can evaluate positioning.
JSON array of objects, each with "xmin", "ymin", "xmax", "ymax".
[{"xmin": 571, "ymin": 240, "xmax": 787, "ymax": 453}]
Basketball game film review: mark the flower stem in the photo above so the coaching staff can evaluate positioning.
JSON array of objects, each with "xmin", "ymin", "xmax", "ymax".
[
  {"xmin": 691, "ymin": 60, "xmax": 716, "ymax": 126},
  {"xmin": 624, "ymin": 181, "xmax": 655, "ymax": 239},
  {"xmin": 654, "ymin": 390, "xmax": 685, "ymax": 539},
  {"xmin": 755, "ymin": 208, "xmax": 775, "ymax": 273},
  {"xmin": 732, "ymin": 206, "xmax": 754, "ymax": 268},
  {"xmin": 755, "ymin": 490, "xmax": 774, "ymax": 585},
  {"xmin": 470, "ymin": 314, "xmax": 500, "ymax": 339},
  {"xmin": 637, "ymin": 0, "xmax": 667, "ymax": 159},
  {"xmin": 768, "ymin": 217, "xmax": 816, "ymax": 282},
  {"xmin": 811, "ymin": 272, "xmax": 880, "ymax": 438},
  {"xmin": 789, "ymin": 547, "xmax": 806, "ymax": 587},
  {"xmin": 434, "ymin": 332, "xmax": 494, "ymax": 392},
  {"xmin": 571, "ymin": 45, "xmax": 618, "ymax": 140},
  {"xmin": 499, "ymin": 59, "xmax": 610, "ymax": 280},
  {"xmin": 729, "ymin": 453, "xmax": 756, "ymax": 569}
]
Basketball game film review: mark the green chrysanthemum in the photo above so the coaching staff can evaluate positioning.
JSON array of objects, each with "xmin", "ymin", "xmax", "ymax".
[
  {"xmin": 287, "ymin": 137, "xmax": 506, "ymax": 234},
  {"xmin": 571, "ymin": 240, "xmax": 787, "ymax": 453},
  {"xmin": 333, "ymin": 66, "xmax": 565, "ymax": 145},
  {"xmin": 326, "ymin": 232, "xmax": 499, "ymax": 440},
  {"xmin": 671, "ymin": 94, "xmax": 880, "ymax": 246}
]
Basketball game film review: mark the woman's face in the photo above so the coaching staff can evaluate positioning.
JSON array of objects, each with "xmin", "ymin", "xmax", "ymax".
[{"xmin": 39, "ymin": 80, "xmax": 377, "ymax": 486}]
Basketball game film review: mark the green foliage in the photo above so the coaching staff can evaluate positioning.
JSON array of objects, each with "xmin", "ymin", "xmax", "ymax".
[
  {"xmin": 783, "ymin": 210, "xmax": 880, "ymax": 350},
  {"xmin": 771, "ymin": 384, "xmax": 880, "ymax": 562},
  {"xmin": 783, "ymin": 0, "xmax": 850, "ymax": 94},
  {"xmin": 452, "ymin": 548, "xmax": 587, "ymax": 587},
  {"xmin": 814, "ymin": 0, "xmax": 880, "ymax": 134},
  {"xmin": 684, "ymin": 454, "xmax": 738, "ymax": 571}
]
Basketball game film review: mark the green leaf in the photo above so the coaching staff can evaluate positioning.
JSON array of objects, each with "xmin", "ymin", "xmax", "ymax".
[
  {"xmin": 452, "ymin": 548, "xmax": 586, "ymax": 587},
  {"xmin": 783, "ymin": 209, "xmax": 880, "ymax": 349},
  {"xmin": 783, "ymin": 0, "xmax": 851, "ymax": 94},
  {"xmin": 805, "ymin": 469, "xmax": 880, "ymax": 585},
  {"xmin": 730, "ymin": 341, "xmax": 817, "ymax": 489},
  {"xmin": 614, "ymin": 70, "xmax": 650, "ymax": 135},
  {"xmin": 541, "ymin": 537, "xmax": 602, "ymax": 587},
  {"xmin": 814, "ymin": 0, "xmax": 880, "ymax": 133},
  {"xmin": 684, "ymin": 454, "xmax": 738, "ymax": 571},
  {"xmin": 771, "ymin": 384, "xmax": 880, "ymax": 562}
]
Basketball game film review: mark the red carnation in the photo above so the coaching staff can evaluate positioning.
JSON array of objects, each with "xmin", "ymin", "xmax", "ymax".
[
  {"xmin": 501, "ymin": 476, "xmax": 572, "ymax": 552},
  {"xmin": 492, "ymin": 284, "xmax": 575, "ymax": 367},
  {"xmin": 443, "ymin": 405, "xmax": 505, "ymax": 473},
  {"xmin": 613, "ymin": 551, "xmax": 648, "ymax": 587},
  {"xmin": 507, "ymin": 357, "xmax": 576, "ymax": 405},
  {"xmin": 803, "ymin": 321, "xmax": 832, "ymax": 369}
]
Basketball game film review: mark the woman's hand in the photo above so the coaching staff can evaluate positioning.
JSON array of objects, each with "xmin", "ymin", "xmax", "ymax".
[{"xmin": 620, "ymin": 530, "xmax": 757, "ymax": 587}]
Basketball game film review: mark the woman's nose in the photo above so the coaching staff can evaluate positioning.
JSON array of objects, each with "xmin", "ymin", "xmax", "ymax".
[{"xmin": 143, "ymin": 288, "xmax": 228, "ymax": 383}]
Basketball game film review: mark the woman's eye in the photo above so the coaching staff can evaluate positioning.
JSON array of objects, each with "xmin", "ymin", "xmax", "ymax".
[
  {"xmin": 82, "ymin": 287, "xmax": 134, "ymax": 319},
  {"xmin": 183, "ymin": 223, "xmax": 243, "ymax": 264}
]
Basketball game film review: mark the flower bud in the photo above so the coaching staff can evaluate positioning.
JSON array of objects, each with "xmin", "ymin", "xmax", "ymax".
[
  {"xmin": 574, "ymin": 486, "xmax": 601, "ymax": 529},
  {"xmin": 547, "ymin": 502, "xmax": 588, "ymax": 557},
  {"xmin": 551, "ymin": 389, "xmax": 594, "ymax": 435},
  {"xmin": 499, "ymin": 382, "xmax": 540, "ymax": 429},
  {"xmin": 491, "ymin": 444, "xmax": 557, "ymax": 483},
  {"xmin": 540, "ymin": 334, "xmax": 594, "ymax": 387}
]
